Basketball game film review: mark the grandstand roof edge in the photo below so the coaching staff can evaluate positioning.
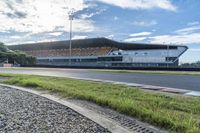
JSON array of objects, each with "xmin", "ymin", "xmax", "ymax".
[{"xmin": 8, "ymin": 37, "xmax": 188, "ymax": 51}]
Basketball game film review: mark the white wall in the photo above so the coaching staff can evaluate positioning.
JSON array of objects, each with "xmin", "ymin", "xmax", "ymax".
[{"xmin": 110, "ymin": 46, "xmax": 187, "ymax": 63}]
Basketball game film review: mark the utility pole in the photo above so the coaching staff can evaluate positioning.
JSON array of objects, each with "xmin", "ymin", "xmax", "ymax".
[{"xmin": 68, "ymin": 10, "xmax": 74, "ymax": 65}]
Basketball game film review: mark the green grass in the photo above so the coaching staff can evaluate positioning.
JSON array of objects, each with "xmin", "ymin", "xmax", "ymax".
[
  {"xmin": 96, "ymin": 70, "xmax": 200, "ymax": 76},
  {"xmin": 0, "ymin": 73, "xmax": 200, "ymax": 133}
]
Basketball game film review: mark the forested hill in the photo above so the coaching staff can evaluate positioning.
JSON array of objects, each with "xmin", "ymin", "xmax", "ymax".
[
  {"xmin": 0, "ymin": 42, "xmax": 9, "ymax": 52},
  {"xmin": 0, "ymin": 42, "xmax": 36, "ymax": 66}
]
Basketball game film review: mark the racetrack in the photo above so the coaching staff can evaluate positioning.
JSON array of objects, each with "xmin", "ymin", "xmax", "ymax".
[{"xmin": 0, "ymin": 67, "xmax": 200, "ymax": 91}]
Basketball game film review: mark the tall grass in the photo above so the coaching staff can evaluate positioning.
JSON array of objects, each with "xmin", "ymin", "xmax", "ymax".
[{"xmin": 1, "ymin": 73, "xmax": 200, "ymax": 132}]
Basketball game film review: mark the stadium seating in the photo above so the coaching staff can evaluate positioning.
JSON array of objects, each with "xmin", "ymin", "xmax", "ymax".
[{"xmin": 25, "ymin": 47, "xmax": 113, "ymax": 57}]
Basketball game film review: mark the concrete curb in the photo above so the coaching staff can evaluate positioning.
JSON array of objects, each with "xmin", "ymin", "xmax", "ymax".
[
  {"xmin": 0, "ymin": 69, "xmax": 199, "ymax": 97},
  {"xmin": 56, "ymin": 76, "xmax": 200, "ymax": 97},
  {"xmin": 0, "ymin": 83, "xmax": 133, "ymax": 133}
]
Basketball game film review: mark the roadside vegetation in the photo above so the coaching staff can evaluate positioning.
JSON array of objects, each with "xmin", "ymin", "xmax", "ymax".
[
  {"xmin": 96, "ymin": 69, "xmax": 200, "ymax": 76},
  {"xmin": 0, "ymin": 42, "xmax": 36, "ymax": 65},
  {"xmin": 180, "ymin": 61, "xmax": 200, "ymax": 67},
  {"xmin": 0, "ymin": 73, "xmax": 200, "ymax": 133}
]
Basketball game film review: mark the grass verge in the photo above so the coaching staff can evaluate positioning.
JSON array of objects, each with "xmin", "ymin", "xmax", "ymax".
[
  {"xmin": 0, "ymin": 73, "xmax": 200, "ymax": 132},
  {"xmin": 96, "ymin": 70, "xmax": 200, "ymax": 76}
]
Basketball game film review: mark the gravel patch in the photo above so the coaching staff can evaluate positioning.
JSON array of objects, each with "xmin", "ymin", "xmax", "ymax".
[{"xmin": 0, "ymin": 86, "xmax": 110, "ymax": 133}]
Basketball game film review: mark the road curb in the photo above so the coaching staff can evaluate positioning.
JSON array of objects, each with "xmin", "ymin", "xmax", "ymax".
[
  {"xmin": 0, "ymin": 83, "xmax": 133, "ymax": 133},
  {"xmin": 0, "ymin": 69, "xmax": 200, "ymax": 97},
  {"xmin": 59, "ymin": 76, "xmax": 200, "ymax": 97}
]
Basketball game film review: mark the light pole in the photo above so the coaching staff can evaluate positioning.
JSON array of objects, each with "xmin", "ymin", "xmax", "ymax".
[{"xmin": 68, "ymin": 11, "xmax": 74, "ymax": 65}]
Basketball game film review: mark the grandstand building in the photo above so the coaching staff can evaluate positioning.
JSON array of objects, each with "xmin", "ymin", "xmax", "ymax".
[{"xmin": 8, "ymin": 38, "xmax": 188, "ymax": 67}]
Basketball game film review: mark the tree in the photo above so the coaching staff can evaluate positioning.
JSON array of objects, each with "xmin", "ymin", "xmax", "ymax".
[
  {"xmin": 0, "ymin": 42, "xmax": 36, "ymax": 65},
  {"xmin": 180, "ymin": 61, "xmax": 200, "ymax": 67},
  {"xmin": 0, "ymin": 42, "xmax": 9, "ymax": 52}
]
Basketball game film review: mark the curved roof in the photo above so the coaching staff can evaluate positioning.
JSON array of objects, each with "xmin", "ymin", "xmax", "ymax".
[{"xmin": 8, "ymin": 37, "xmax": 188, "ymax": 51}]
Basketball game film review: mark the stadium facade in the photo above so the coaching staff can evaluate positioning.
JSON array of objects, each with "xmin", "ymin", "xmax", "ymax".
[{"xmin": 8, "ymin": 38, "xmax": 188, "ymax": 67}]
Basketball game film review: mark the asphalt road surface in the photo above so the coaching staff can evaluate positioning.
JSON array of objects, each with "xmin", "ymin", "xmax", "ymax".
[{"xmin": 0, "ymin": 68, "xmax": 200, "ymax": 91}]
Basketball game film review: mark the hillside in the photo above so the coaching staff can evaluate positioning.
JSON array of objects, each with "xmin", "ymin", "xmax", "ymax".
[
  {"xmin": 0, "ymin": 42, "xmax": 9, "ymax": 52},
  {"xmin": 0, "ymin": 42, "xmax": 36, "ymax": 66}
]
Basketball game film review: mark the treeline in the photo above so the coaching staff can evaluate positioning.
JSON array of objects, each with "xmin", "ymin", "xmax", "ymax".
[
  {"xmin": 180, "ymin": 61, "xmax": 200, "ymax": 67},
  {"xmin": 0, "ymin": 42, "xmax": 36, "ymax": 66}
]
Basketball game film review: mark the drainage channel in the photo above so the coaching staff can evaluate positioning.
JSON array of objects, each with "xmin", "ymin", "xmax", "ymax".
[
  {"xmin": 68, "ymin": 99, "xmax": 167, "ymax": 133},
  {"xmin": 0, "ymin": 84, "xmax": 130, "ymax": 133},
  {"xmin": 110, "ymin": 115, "xmax": 158, "ymax": 133},
  {"xmin": 0, "ymin": 84, "xmax": 167, "ymax": 133}
]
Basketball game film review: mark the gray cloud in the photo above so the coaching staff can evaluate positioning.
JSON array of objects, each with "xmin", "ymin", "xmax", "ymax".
[
  {"xmin": 0, "ymin": 0, "xmax": 96, "ymax": 45},
  {"xmin": 5, "ymin": 11, "xmax": 27, "ymax": 19},
  {"xmin": 4, "ymin": 1, "xmax": 27, "ymax": 19},
  {"xmin": 6, "ymin": 2, "xmax": 14, "ymax": 10}
]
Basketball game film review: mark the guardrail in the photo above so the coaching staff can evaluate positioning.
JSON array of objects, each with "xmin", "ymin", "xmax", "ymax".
[{"xmin": 22, "ymin": 64, "xmax": 200, "ymax": 71}]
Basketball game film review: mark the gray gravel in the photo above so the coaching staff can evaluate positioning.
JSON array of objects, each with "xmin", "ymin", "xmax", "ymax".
[{"xmin": 0, "ymin": 86, "xmax": 110, "ymax": 133}]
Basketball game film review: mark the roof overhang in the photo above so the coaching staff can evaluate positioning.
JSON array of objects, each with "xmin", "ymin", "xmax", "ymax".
[{"xmin": 8, "ymin": 37, "xmax": 188, "ymax": 51}]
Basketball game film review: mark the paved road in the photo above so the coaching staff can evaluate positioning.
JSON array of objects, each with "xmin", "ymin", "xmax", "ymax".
[{"xmin": 0, "ymin": 68, "xmax": 200, "ymax": 91}]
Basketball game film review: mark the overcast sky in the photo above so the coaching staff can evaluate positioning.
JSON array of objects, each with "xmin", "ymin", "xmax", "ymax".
[{"xmin": 0, "ymin": 0, "xmax": 200, "ymax": 63}]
